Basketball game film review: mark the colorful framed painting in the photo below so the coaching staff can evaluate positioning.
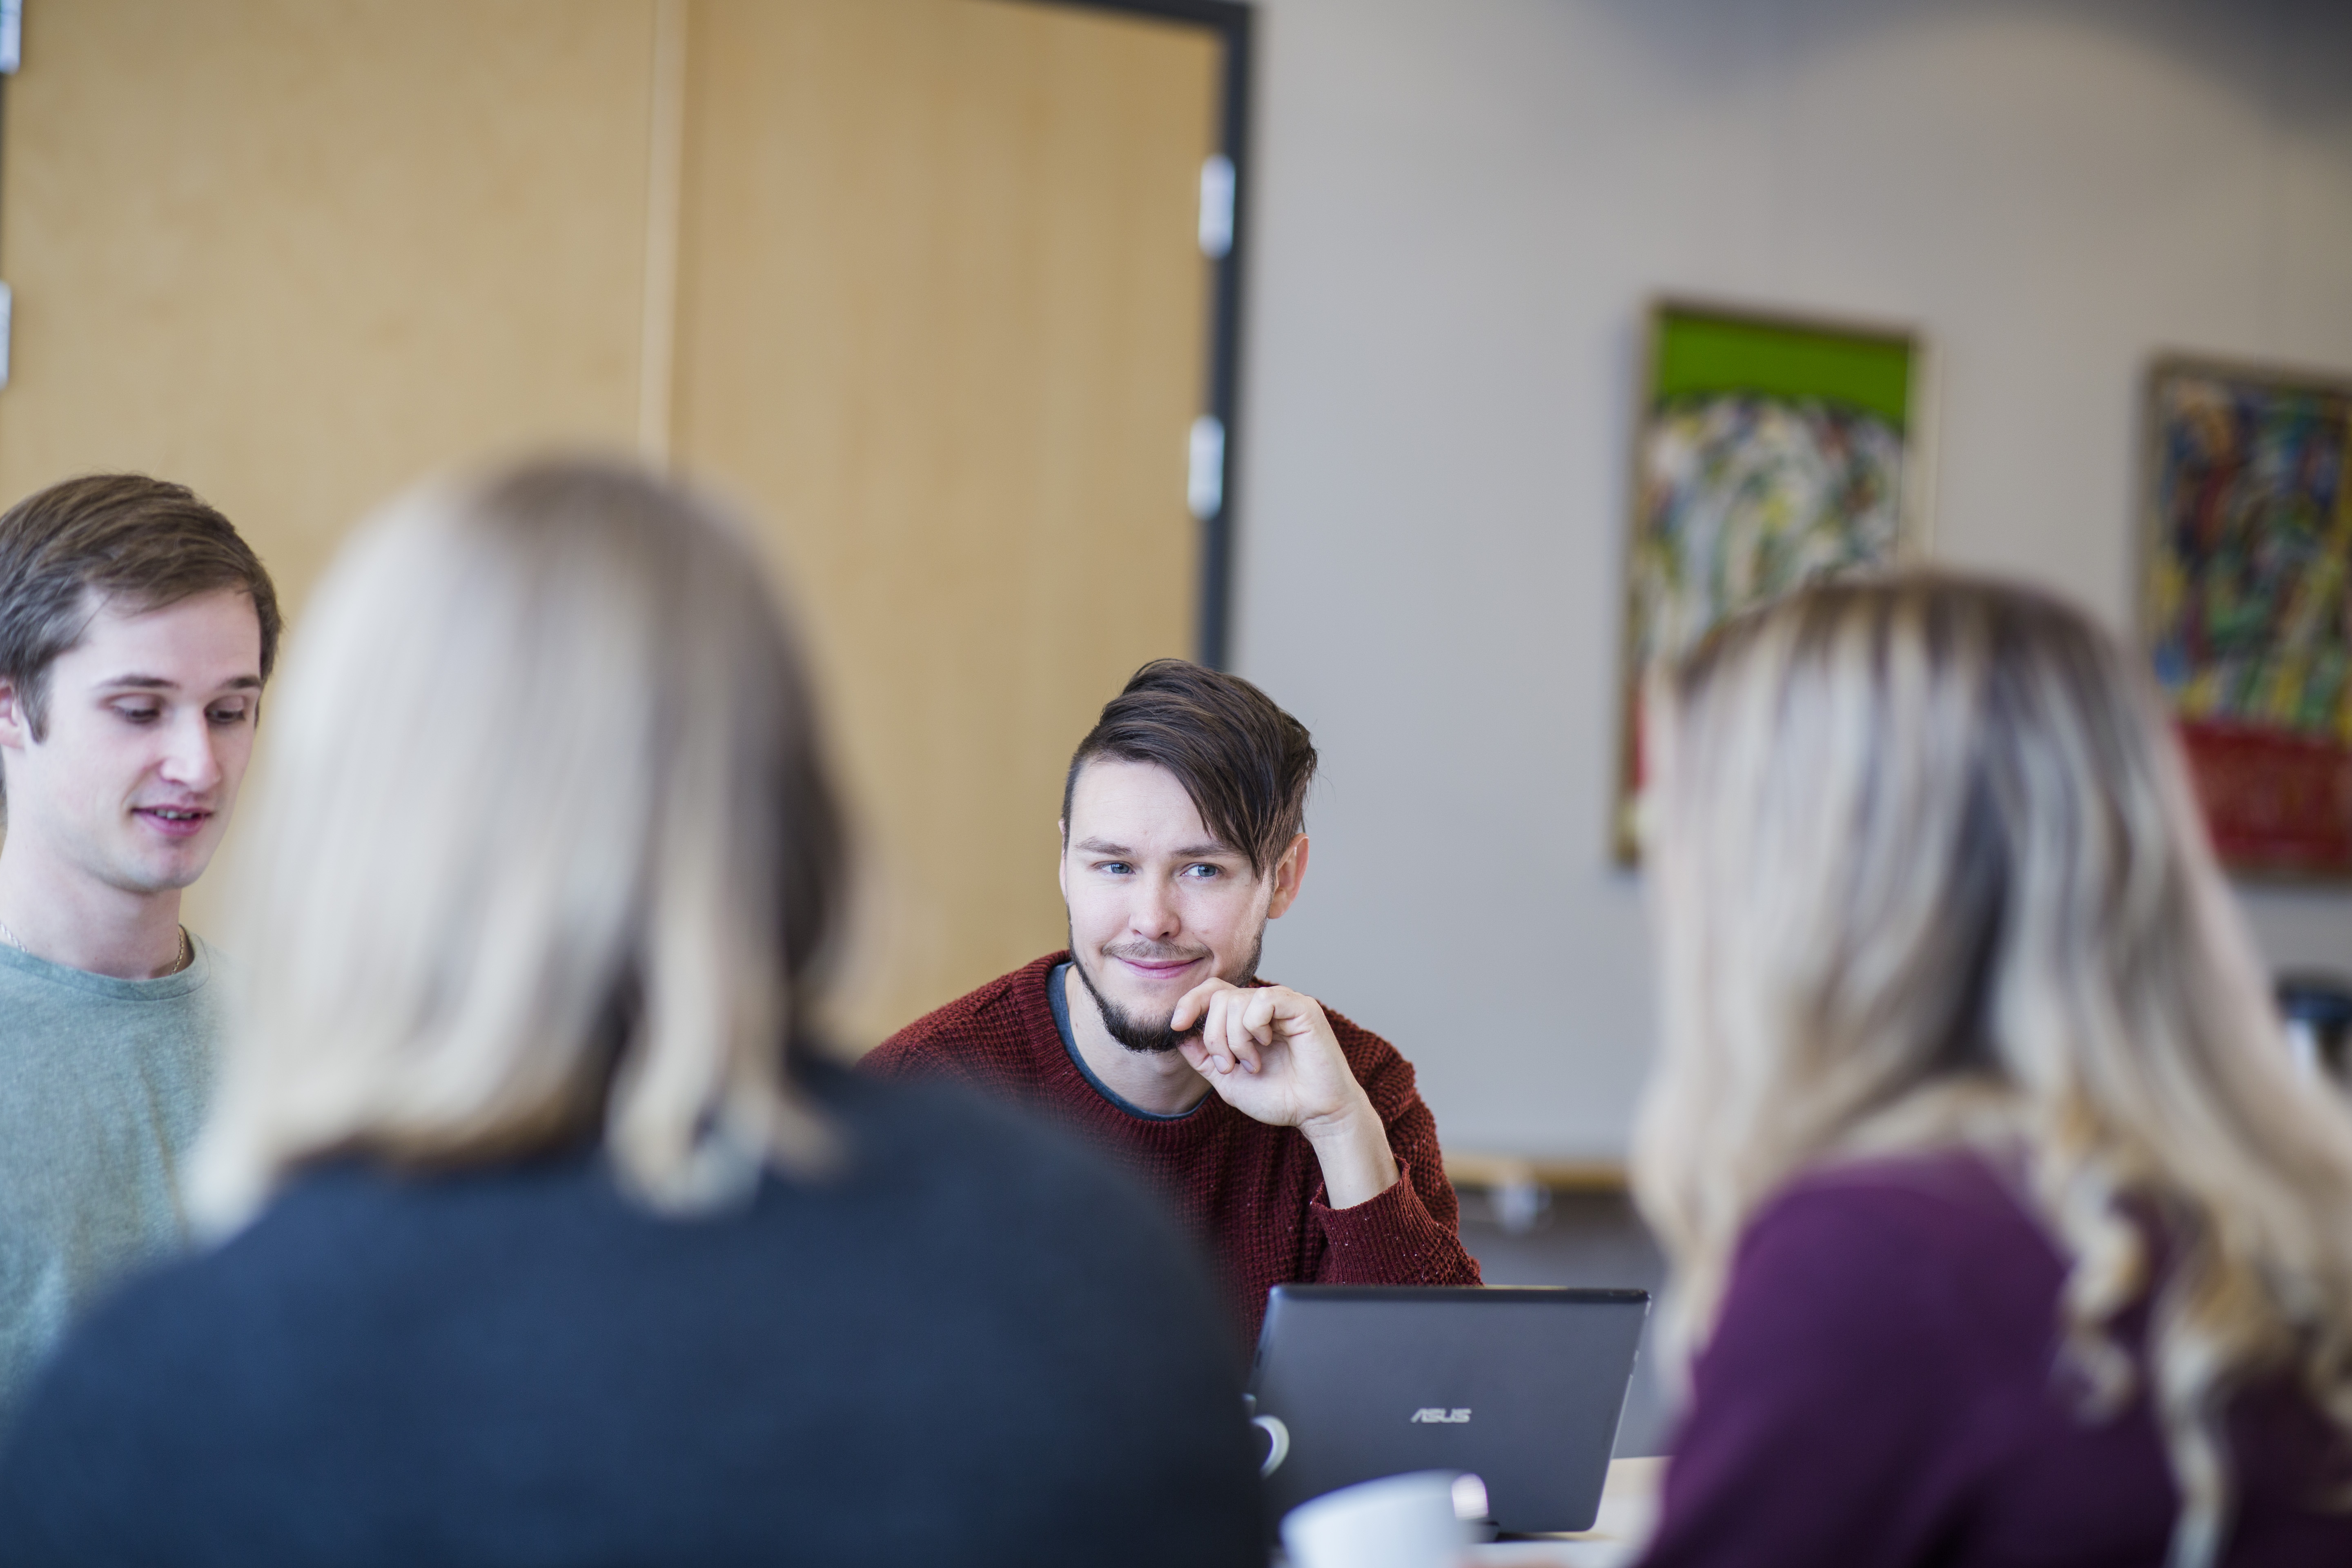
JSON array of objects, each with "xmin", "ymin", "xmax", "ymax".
[
  {"xmin": 2142, "ymin": 356, "xmax": 2352, "ymax": 879},
  {"xmin": 1613, "ymin": 299, "xmax": 1931, "ymax": 860}
]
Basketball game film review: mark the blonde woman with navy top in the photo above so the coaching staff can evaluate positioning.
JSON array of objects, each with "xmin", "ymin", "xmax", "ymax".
[{"xmin": 0, "ymin": 459, "xmax": 1261, "ymax": 1567}]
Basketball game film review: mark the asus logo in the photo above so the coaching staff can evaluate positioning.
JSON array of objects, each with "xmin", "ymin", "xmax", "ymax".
[{"xmin": 1410, "ymin": 1407, "xmax": 1472, "ymax": 1424}]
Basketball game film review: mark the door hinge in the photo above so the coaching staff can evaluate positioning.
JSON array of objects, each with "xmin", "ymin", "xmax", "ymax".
[
  {"xmin": 1188, "ymin": 414, "xmax": 1225, "ymax": 521},
  {"xmin": 1198, "ymin": 154, "xmax": 1234, "ymax": 260}
]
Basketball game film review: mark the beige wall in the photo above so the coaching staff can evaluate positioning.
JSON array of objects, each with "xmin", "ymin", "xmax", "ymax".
[{"xmin": 1236, "ymin": 0, "xmax": 2352, "ymax": 1159}]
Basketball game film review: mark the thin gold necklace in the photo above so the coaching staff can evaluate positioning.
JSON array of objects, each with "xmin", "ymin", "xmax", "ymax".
[{"xmin": 0, "ymin": 920, "xmax": 190, "ymax": 975}]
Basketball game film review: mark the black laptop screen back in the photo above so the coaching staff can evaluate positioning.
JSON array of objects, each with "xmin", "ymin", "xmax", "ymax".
[{"xmin": 1247, "ymin": 1285, "xmax": 1649, "ymax": 1534}]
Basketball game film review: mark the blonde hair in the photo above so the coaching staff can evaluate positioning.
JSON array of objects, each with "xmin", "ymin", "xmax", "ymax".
[
  {"xmin": 1633, "ymin": 574, "xmax": 2352, "ymax": 1567},
  {"xmin": 193, "ymin": 457, "xmax": 842, "ymax": 1226}
]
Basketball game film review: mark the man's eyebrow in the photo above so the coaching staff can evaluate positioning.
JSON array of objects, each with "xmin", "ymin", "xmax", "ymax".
[
  {"xmin": 1073, "ymin": 835, "xmax": 1241, "ymax": 860},
  {"xmin": 94, "ymin": 674, "xmax": 264, "ymax": 692}
]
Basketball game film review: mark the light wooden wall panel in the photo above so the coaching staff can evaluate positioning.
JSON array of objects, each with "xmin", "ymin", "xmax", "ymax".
[
  {"xmin": 672, "ymin": 0, "xmax": 1220, "ymax": 1042},
  {"xmin": 0, "ymin": 0, "xmax": 660, "ymax": 608}
]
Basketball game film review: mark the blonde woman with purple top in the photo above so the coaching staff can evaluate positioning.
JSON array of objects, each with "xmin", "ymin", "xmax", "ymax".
[{"xmin": 1634, "ymin": 576, "xmax": 2352, "ymax": 1567}]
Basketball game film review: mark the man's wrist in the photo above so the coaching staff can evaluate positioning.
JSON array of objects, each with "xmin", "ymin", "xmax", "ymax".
[
  {"xmin": 1302, "ymin": 1095, "xmax": 1401, "ymax": 1209},
  {"xmin": 1298, "ymin": 1091, "xmax": 1380, "ymax": 1148}
]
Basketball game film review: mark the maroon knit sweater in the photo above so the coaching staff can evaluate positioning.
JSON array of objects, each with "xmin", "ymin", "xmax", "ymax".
[{"xmin": 862, "ymin": 952, "xmax": 1482, "ymax": 1344}]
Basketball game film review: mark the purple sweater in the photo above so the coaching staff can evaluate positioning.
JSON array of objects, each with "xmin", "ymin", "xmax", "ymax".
[{"xmin": 1639, "ymin": 1153, "xmax": 2352, "ymax": 1567}]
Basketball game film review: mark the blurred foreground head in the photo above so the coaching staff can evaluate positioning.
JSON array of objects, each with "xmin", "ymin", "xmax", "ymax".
[
  {"xmin": 194, "ymin": 457, "xmax": 842, "ymax": 1225},
  {"xmin": 1634, "ymin": 574, "xmax": 2352, "ymax": 1555}
]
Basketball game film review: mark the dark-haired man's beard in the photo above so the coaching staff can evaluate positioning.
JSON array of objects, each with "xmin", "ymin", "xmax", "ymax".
[{"xmin": 1069, "ymin": 929, "xmax": 1265, "ymax": 1055}]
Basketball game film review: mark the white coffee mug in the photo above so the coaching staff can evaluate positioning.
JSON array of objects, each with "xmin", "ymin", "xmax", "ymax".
[
  {"xmin": 1252, "ymin": 1412, "xmax": 1290, "ymax": 1477},
  {"xmin": 1281, "ymin": 1470, "xmax": 1471, "ymax": 1568}
]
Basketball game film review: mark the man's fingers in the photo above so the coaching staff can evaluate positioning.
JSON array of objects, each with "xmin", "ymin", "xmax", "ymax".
[
  {"xmin": 1207, "ymin": 991, "xmax": 1249, "ymax": 1073},
  {"xmin": 1226, "ymin": 1018, "xmax": 1261, "ymax": 1074},
  {"xmin": 1197, "ymin": 990, "xmax": 1256, "ymax": 1074},
  {"xmin": 1183, "ymin": 982, "xmax": 1330, "ymax": 1080},
  {"xmin": 1187, "ymin": 990, "xmax": 1231, "ymax": 1073},
  {"xmin": 1171, "ymin": 976, "xmax": 1232, "ymax": 1033}
]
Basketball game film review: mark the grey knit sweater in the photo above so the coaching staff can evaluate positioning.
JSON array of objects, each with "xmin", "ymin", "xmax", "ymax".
[{"xmin": 0, "ymin": 936, "xmax": 216, "ymax": 1418}]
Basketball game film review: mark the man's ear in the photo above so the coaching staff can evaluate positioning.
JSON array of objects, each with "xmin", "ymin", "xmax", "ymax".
[
  {"xmin": 0, "ymin": 677, "xmax": 30, "ymax": 753},
  {"xmin": 1265, "ymin": 833, "xmax": 1310, "ymax": 920},
  {"xmin": 1056, "ymin": 817, "xmax": 1069, "ymax": 904}
]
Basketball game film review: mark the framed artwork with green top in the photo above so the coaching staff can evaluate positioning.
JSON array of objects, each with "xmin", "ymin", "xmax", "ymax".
[{"xmin": 1614, "ymin": 299, "xmax": 1932, "ymax": 861}]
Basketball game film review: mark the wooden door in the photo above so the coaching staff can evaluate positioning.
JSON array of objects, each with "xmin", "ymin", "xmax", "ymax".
[
  {"xmin": 0, "ymin": 0, "xmax": 1222, "ymax": 1044},
  {"xmin": 670, "ymin": 0, "xmax": 1220, "ymax": 1044},
  {"xmin": 0, "ymin": 0, "xmax": 659, "ymax": 610}
]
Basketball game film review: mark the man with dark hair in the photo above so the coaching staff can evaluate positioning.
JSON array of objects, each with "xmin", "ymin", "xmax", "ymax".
[
  {"xmin": 865, "ymin": 659, "xmax": 1479, "ymax": 1339},
  {"xmin": 0, "ymin": 474, "xmax": 279, "ymax": 1413}
]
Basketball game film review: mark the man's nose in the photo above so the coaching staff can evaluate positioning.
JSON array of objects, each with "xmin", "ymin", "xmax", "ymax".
[
  {"xmin": 157, "ymin": 710, "xmax": 223, "ymax": 792},
  {"xmin": 1131, "ymin": 875, "xmax": 1181, "ymax": 939}
]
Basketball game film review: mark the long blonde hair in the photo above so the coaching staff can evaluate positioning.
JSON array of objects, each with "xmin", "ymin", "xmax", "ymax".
[
  {"xmin": 193, "ymin": 457, "xmax": 842, "ymax": 1225},
  {"xmin": 1633, "ymin": 574, "xmax": 2352, "ymax": 1566}
]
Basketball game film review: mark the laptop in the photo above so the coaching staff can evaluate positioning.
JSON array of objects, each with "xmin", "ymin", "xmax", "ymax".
[{"xmin": 1246, "ymin": 1284, "xmax": 1650, "ymax": 1536}]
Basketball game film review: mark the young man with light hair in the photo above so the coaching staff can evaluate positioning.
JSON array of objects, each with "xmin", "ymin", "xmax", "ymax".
[
  {"xmin": 865, "ymin": 659, "xmax": 1481, "ymax": 1340},
  {"xmin": 0, "ymin": 474, "xmax": 278, "ymax": 1414}
]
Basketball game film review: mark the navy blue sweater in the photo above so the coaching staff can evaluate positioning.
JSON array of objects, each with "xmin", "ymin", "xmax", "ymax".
[{"xmin": 0, "ymin": 1066, "xmax": 1263, "ymax": 1566}]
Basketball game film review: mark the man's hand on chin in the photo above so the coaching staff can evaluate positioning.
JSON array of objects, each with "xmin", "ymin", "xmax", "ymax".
[{"xmin": 1172, "ymin": 979, "xmax": 1402, "ymax": 1209}]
